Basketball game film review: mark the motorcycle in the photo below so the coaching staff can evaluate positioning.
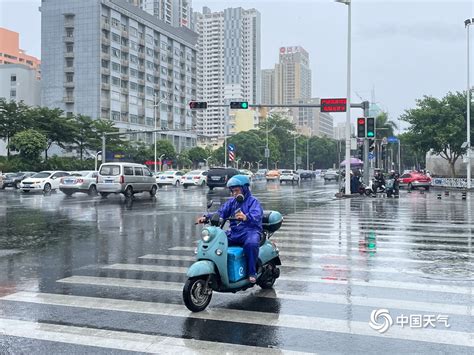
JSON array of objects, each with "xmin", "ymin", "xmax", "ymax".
[
  {"xmin": 385, "ymin": 178, "xmax": 399, "ymax": 198},
  {"xmin": 365, "ymin": 178, "xmax": 385, "ymax": 196},
  {"xmin": 183, "ymin": 202, "xmax": 283, "ymax": 312}
]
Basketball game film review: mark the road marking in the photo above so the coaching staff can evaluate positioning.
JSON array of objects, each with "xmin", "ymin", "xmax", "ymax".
[
  {"xmin": 57, "ymin": 276, "xmax": 473, "ymax": 316},
  {"xmin": 168, "ymin": 246, "xmax": 445, "ymax": 265},
  {"xmin": 1, "ymin": 292, "xmax": 472, "ymax": 348},
  {"xmin": 0, "ymin": 318, "xmax": 302, "ymax": 354},
  {"xmin": 102, "ymin": 263, "xmax": 472, "ymax": 295},
  {"xmin": 139, "ymin": 253, "xmax": 428, "ymax": 276}
]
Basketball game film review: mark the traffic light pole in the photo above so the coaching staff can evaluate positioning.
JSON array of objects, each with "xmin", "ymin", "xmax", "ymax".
[{"xmin": 363, "ymin": 103, "xmax": 370, "ymax": 185}]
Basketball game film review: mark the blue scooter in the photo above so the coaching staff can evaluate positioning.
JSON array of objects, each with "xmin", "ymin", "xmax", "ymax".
[{"xmin": 182, "ymin": 204, "xmax": 283, "ymax": 312}]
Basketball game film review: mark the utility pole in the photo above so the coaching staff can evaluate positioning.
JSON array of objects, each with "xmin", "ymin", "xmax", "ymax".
[{"xmin": 362, "ymin": 101, "xmax": 370, "ymax": 184}]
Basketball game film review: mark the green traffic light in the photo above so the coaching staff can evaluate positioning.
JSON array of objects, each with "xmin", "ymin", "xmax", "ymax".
[
  {"xmin": 367, "ymin": 132, "xmax": 374, "ymax": 137},
  {"xmin": 241, "ymin": 102, "xmax": 248, "ymax": 109}
]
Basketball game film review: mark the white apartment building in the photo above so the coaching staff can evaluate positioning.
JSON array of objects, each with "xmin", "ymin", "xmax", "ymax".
[
  {"xmin": 139, "ymin": 0, "xmax": 193, "ymax": 29},
  {"xmin": 195, "ymin": 7, "xmax": 261, "ymax": 145}
]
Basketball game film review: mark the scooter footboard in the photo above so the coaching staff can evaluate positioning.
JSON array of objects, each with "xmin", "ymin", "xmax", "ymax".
[{"xmin": 187, "ymin": 260, "xmax": 216, "ymax": 278}]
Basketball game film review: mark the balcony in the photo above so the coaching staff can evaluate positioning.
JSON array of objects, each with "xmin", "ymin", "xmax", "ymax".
[
  {"xmin": 121, "ymin": 45, "xmax": 129, "ymax": 53},
  {"xmin": 64, "ymin": 21, "xmax": 74, "ymax": 28},
  {"xmin": 121, "ymin": 87, "xmax": 129, "ymax": 94},
  {"xmin": 138, "ymin": 52, "xmax": 145, "ymax": 59},
  {"xmin": 121, "ymin": 30, "xmax": 128, "ymax": 37},
  {"xmin": 101, "ymin": 52, "xmax": 110, "ymax": 60},
  {"xmin": 138, "ymin": 79, "xmax": 145, "ymax": 86},
  {"xmin": 138, "ymin": 65, "xmax": 145, "ymax": 71},
  {"xmin": 101, "ymin": 82, "xmax": 110, "ymax": 90},
  {"xmin": 63, "ymin": 96, "xmax": 74, "ymax": 103},
  {"xmin": 64, "ymin": 66, "xmax": 75, "ymax": 73},
  {"xmin": 101, "ymin": 101, "xmax": 110, "ymax": 109},
  {"xmin": 121, "ymin": 74, "xmax": 129, "ymax": 81},
  {"xmin": 64, "ymin": 52, "xmax": 74, "ymax": 58},
  {"xmin": 101, "ymin": 67, "xmax": 110, "ymax": 75},
  {"xmin": 138, "ymin": 92, "xmax": 145, "ymax": 99},
  {"xmin": 64, "ymin": 82, "xmax": 75, "ymax": 88},
  {"xmin": 63, "ymin": 35, "xmax": 74, "ymax": 42},
  {"xmin": 101, "ymin": 37, "xmax": 110, "ymax": 45},
  {"xmin": 121, "ymin": 59, "xmax": 129, "ymax": 66},
  {"xmin": 101, "ymin": 19, "xmax": 110, "ymax": 30}
]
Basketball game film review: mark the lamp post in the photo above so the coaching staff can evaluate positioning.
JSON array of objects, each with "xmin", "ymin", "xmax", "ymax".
[
  {"xmin": 204, "ymin": 155, "xmax": 212, "ymax": 169},
  {"xmin": 94, "ymin": 151, "xmax": 102, "ymax": 171},
  {"xmin": 153, "ymin": 93, "xmax": 166, "ymax": 174},
  {"xmin": 465, "ymin": 18, "xmax": 473, "ymax": 189},
  {"xmin": 336, "ymin": 0, "xmax": 352, "ymax": 195}
]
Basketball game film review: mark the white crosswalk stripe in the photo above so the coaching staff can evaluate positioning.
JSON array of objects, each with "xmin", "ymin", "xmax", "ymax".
[{"xmin": 1, "ymin": 292, "xmax": 472, "ymax": 348}]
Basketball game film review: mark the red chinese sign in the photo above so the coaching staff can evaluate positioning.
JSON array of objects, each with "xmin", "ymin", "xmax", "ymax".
[{"xmin": 321, "ymin": 98, "xmax": 347, "ymax": 112}]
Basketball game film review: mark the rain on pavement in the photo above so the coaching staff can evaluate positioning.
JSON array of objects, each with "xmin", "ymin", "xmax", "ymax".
[{"xmin": 0, "ymin": 180, "xmax": 473, "ymax": 353}]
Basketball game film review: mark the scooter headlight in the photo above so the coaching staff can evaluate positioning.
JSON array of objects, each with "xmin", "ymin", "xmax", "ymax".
[{"xmin": 201, "ymin": 229, "xmax": 211, "ymax": 242}]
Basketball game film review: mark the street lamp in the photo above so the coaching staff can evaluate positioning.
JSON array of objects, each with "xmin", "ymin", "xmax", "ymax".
[
  {"xmin": 336, "ymin": 0, "xmax": 352, "ymax": 195},
  {"xmin": 153, "ymin": 93, "xmax": 167, "ymax": 174},
  {"xmin": 94, "ymin": 151, "xmax": 102, "ymax": 171},
  {"xmin": 204, "ymin": 155, "xmax": 212, "ymax": 169},
  {"xmin": 465, "ymin": 18, "xmax": 473, "ymax": 189},
  {"xmin": 257, "ymin": 160, "xmax": 262, "ymax": 170}
]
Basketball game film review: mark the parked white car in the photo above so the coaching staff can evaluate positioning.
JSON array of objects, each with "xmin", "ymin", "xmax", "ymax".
[
  {"xmin": 181, "ymin": 170, "xmax": 207, "ymax": 188},
  {"xmin": 279, "ymin": 170, "xmax": 300, "ymax": 184},
  {"xmin": 156, "ymin": 170, "xmax": 184, "ymax": 187},
  {"xmin": 59, "ymin": 171, "xmax": 98, "ymax": 196},
  {"xmin": 21, "ymin": 171, "xmax": 70, "ymax": 193}
]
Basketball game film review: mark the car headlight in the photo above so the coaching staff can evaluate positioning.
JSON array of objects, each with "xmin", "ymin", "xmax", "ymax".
[{"xmin": 202, "ymin": 229, "xmax": 211, "ymax": 242}]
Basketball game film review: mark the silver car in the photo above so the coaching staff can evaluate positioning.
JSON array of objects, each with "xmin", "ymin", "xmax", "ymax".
[
  {"xmin": 59, "ymin": 171, "xmax": 98, "ymax": 196},
  {"xmin": 97, "ymin": 162, "xmax": 158, "ymax": 198}
]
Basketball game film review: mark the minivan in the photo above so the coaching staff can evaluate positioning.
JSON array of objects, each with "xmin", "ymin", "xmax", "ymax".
[
  {"xmin": 97, "ymin": 163, "xmax": 158, "ymax": 198},
  {"xmin": 206, "ymin": 167, "xmax": 240, "ymax": 190}
]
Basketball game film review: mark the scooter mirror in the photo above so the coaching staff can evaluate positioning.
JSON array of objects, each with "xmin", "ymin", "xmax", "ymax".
[
  {"xmin": 207, "ymin": 200, "xmax": 213, "ymax": 210},
  {"xmin": 210, "ymin": 213, "xmax": 220, "ymax": 226}
]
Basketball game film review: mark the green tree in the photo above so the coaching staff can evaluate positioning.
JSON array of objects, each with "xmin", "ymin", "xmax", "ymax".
[
  {"xmin": 9, "ymin": 129, "xmax": 47, "ymax": 162},
  {"xmin": 187, "ymin": 146, "xmax": 209, "ymax": 168},
  {"xmin": 0, "ymin": 98, "xmax": 31, "ymax": 158},
  {"xmin": 228, "ymin": 131, "xmax": 265, "ymax": 164},
  {"xmin": 88, "ymin": 119, "xmax": 128, "ymax": 154},
  {"xmin": 375, "ymin": 111, "xmax": 398, "ymax": 138},
  {"xmin": 258, "ymin": 114, "xmax": 296, "ymax": 168},
  {"xmin": 28, "ymin": 107, "xmax": 77, "ymax": 160},
  {"xmin": 176, "ymin": 150, "xmax": 192, "ymax": 169},
  {"xmin": 401, "ymin": 91, "xmax": 472, "ymax": 177},
  {"xmin": 70, "ymin": 114, "xmax": 95, "ymax": 161}
]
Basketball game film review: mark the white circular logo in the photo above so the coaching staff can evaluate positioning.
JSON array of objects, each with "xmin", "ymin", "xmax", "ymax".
[{"xmin": 369, "ymin": 309, "xmax": 393, "ymax": 333}]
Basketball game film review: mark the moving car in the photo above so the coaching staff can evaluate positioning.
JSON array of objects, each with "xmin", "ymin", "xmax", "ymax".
[
  {"xmin": 297, "ymin": 169, "xmax": 315, "ymax": 180},
  {"xmin": 156, "ymin": 170, "xmax": 184, "ymax": 187},
  {"xmin": 1, "ymin": 172, "xmax": 36, "ymax": 189},
  {"xmin": 181, "ymin": 170, "xmax": 207, "ymax": 188},
  {"xmin": 279, "ymin": 170, "xmax": 300, "ymax": 184},
  {"xmin": 239, "ymin": 169, "xmax": 254, "ymax": 180},
  {"xmin": 323, "ymin": 169, "xmax": 339, "ymax": 181},
  {"xmin": 265, "ymin": 169, "xmax": 280, "ymax": 182},
  {"xmin": 206, "ymin": 167, "xmax": 240, "ymax": 190},
  {"xmin": 59, "ymin": 171, "xmax": 98, "ymax": 196},
  {"xmin": 20, "ymin": 171, "xmax": 70, "ymax": 193},
  {"xmin": 399, "ymin": 171, "xmax": 432, "ymax": 190},
  {"xmin": 97, "ymin": 163, "xmax": 157, "ymax": 198},
  {"xmin": 255, "ymin": 169, "xmax": 267, "ymax": 180}
]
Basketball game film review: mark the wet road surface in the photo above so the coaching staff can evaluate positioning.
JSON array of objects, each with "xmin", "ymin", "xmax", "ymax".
[{"xmin": 0, "ymin": 180, "xmax": 473, "ymax": 353}]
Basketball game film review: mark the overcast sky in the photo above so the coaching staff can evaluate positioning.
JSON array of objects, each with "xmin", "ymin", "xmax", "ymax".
[{"xmin": 1, "ymin": 0, "xmax": 473, "ymax": 129}]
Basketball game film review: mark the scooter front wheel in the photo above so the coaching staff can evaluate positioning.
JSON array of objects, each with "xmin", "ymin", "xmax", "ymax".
[{"xmin": 183, "ymin": 277, "xmax": 213, "ymax": 312}]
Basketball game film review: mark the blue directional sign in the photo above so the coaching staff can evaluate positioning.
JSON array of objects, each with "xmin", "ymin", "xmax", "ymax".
[
  {"xmin": 228, "ymin": 143, "xmax": 235, "ymax": 152},
  {"xmin": 387, "ymin": 136, "xmax": 399, "ymax": 143},
  {"xmin": 368, "ymin": 152, "xmax": 375, "ymax": 160}
]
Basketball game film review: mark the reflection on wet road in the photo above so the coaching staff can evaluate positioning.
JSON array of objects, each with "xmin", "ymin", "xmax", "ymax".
[{"xmin": 0, "ymin": 180, "xmax": 472, "ymax": 353}]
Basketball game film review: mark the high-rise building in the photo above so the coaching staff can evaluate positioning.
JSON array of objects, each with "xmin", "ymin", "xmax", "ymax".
[
  {"xmin": 131, "ymin": 0, "xmax": 193, "ymax": 29},
  {"xmin": 195, "ymin": 7, "xmax": 261, "ymax": 145},
  {"xmin": 274, "ymin": 46, "xmax": 311, "ymax": 105},
  {"xmin": 0, "ymin": 64, "xmax": 41, "ymax": 106},
  {"xmin": 41, "ymin": 0, "xmax": 199, "ymax": 151},
  {"xmin": 261, "ymin": 69, "xmax": 275, "ymax": 105},
  {"xmin": 294, "ymin": 98, "xmax": 334, "ymax": 139},
  {"xmin": 0, "ymin": 27, "xmax": 41, "ymax": 78}
]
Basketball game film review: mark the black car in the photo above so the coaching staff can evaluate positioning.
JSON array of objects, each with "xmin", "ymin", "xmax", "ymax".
[
  {"xmin": 206, "ymin": 167, "xmax": 240, "ymax": 190},
  {"xmin": 297, "ymin": 169, "xmax": 315, "ymax": 180},
  {"xmin": 2, "ymin": 172, "xmax": 36, "ymax": 189}
]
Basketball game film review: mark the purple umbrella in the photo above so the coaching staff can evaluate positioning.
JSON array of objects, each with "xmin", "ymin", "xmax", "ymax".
[{"xmin": 339, "ymin": 157, "xmax": 364, "ymax": 167}]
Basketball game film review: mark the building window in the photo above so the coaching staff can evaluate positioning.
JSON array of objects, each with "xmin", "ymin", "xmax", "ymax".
[
  {"xmin": 66, "ymin": 112, "xmax": 74, "ymax": 118},
  {"xmin": 66, "ymin": 29, "xmax": 74, "ymax": 37},
  {"xmin": 66, "ymin": 59, "xmax": 73, "ymax": 67},
  {"xmin": 101, "ymin": 59, "xmax": 109, "ymax": 68},
  {"xmin": 112, "ymin": 76, "xmax": 120, "ymax": 86},
  {"xmin": 10, "ymin": 89, "xmax": 16, "ymax": 98},
  {"xmin": 111, "ymin": 111, "xmax": 120, "ymax": 121},
  {"xmin": 112, "ymin": 62, "xmax": 120, "ymax": 72},
  {"xmin": 66, "ymin": 74, "xmax": 74, "ymax": 82},
  {"xmin": 10, "ymin": 74, "xmax": 16, "ymax": 82},
  {"xmin": 112, "ymin": 33, "xmax": 120, "ymax": 43},
  {"xmin": 66, "ymin": 44, "xmax": 74, "ymax": 53}
]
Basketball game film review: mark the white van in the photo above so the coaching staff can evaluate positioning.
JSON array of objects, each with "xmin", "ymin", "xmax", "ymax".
[{"xmin": 97, "ymin": 163, "xmax": 158, "ymax": 198}]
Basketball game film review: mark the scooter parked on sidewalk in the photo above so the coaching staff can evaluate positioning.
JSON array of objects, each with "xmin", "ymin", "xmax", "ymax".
[{"xmin": 182, "ymin": 203, "xmax": 283, "ymax": 312}]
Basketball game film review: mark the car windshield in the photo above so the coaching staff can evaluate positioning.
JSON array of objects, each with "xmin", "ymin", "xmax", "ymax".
[
  {"xmin": 281, "ymin": 170, "xmax": 292, "ymax": 174},
  {"xmin": 100, "ymin": 165, "xmax": 120, "ymax": 176},
  {"xmin": 164, "ymin": 171, "xmax": 175, "ymax": 175},
  {"xmin": 188, "ymin": 171, "xmax": 201, "ymax": 175},
  {"xmin": 32, "ymin": 172, "xmax": 51, "ymax": 179},
  {"xmin": 5, "ymin": 173, "xmax": 20, "ymax": 178}
]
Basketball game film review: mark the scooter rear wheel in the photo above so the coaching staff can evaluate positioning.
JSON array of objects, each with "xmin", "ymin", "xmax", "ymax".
[{"xmin": 183, "ymin": 277, "xmax": 213, "ymax": 312}]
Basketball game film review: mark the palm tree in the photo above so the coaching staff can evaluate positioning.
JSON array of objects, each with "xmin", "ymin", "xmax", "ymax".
[{"xmin": 375, "ymin": 111, "xmax": 398, "ymax": 138}]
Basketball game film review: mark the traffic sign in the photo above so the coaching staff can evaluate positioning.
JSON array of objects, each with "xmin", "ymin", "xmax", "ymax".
[
  {"xmin": 228, "ymin": 151, "xmax": 235, "ymax": 162},
  {"xmin": 228, "ymin": 144, "xmax": 235, "ymax": 152},
  {"xmin": 387, "ymin": 136, "xmax": 399, "ymax": 143},
  {"xmin": 368, "ymin": 152, "xmax": 374, "ymax": 160},
  {"xmin": 264, "ymin": 148, "xmax": 270, "ymax": 158},
  {"xmin": 382, "ymin": 137, "xmax": 388, "ymax": 145},
  {"xmin": 320, "ymin": 98, "xmax": 347, "ymax": 112}
]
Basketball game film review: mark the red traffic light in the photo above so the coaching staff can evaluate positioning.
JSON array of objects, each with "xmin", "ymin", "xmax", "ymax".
[
  {"xmin": 189, "ymin": 101, "xmax": 208, "ymax": 109},
  {"xmin": 358, "ymin": 118, "xmax": 365, "ymax": 125}
]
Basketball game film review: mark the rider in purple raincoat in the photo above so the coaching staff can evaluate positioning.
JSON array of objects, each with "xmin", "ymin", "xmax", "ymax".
[{"xmin": 197, "ymin": 175, "xmax": 263, "ymax": 283}]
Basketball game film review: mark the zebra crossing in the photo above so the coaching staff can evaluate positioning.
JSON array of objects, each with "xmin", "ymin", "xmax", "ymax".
[{"xmin": 0, "ymin": 196, "xmax": 473, "ymax": 353}]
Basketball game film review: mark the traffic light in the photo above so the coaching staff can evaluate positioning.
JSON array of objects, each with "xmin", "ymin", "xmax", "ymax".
[
  {"xmin": 357, "ymin": 118, "xmax": 366, "ymax": 138},
  {"xmin": 357, "ymin": 145, "xmax": 364, "ymax": 159},
  {"xmin": 368, "ymin": 139, "xmax": 375, "ymax": 152},
  {"xmin": 189, "ymin": 101, "xmax": 208, "ymax": 109},
  {"xmin": 230, "ymin": 101, "xmax": 249, "ymax": 109},
  {"xmin": 366, "ymin": 117, "xmax": 376, "ymax": 138},
  {"xmin": 381, "ymin": 145, "xmax": 386, "ymax": 160}
]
